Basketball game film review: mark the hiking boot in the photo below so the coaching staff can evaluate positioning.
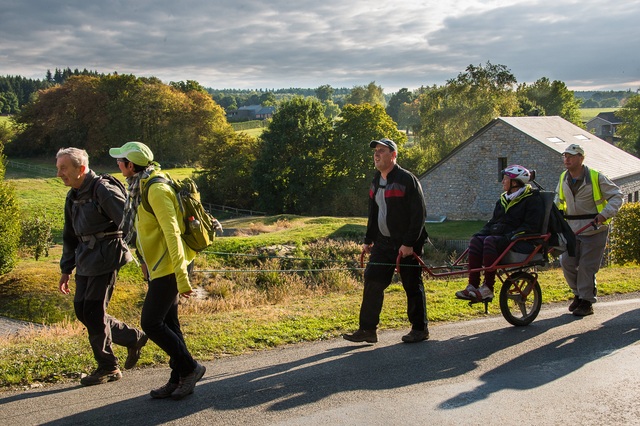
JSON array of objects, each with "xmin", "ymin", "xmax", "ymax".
[
  {"xmin": 568, "ymin": 295, "xmax": 581, "ymax": 312},
  {"xmin": 125, "ymin": 334, "xmax": 148, "ymax": 369},
  {"xmin": 573, "ymin": 300, "xmax": 594, "ymax": 317},
  {"xmin": 171, "ymin": 363, "xmax": 206, "ymax": 400},
  {"xmin": 150, "ymin": 381, "xmax": 179, "ymax": 399},
  {"xmin": 401, "ymin": 328, "xmax": 429, "ymax": 343},
  {"xmin": 342, "ymin": 329, "xmax": 378, "ymax": 343},
  {"xmin": 80, "ymin": 367, "xmax": 122, "ymax": 386}
]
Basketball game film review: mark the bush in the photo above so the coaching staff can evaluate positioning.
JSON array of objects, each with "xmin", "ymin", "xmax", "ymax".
[
  {"xmin": 610, "ymin": 202, "xmax": 640, "ymax": 264},
  {"xmin": 0, "ymin": 151, "xmax": 21, "ymax": 273},
  {"xmin": 20, "ymin": 215, "xmax": 54, "ymax": 260}
]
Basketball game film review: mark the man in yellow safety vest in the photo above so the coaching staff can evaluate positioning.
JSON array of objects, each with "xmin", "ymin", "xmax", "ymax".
[{"xmin": 555, "ymin": 144, "xmax": 623, "ymax": 316}]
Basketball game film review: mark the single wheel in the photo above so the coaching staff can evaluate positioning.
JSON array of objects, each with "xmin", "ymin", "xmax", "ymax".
[{"xmin": 499, "ymin": 271, "xmax": 542, "ymax": 326}]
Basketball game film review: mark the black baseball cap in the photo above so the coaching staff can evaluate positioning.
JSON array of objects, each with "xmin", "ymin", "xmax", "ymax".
[{"xmin": 369, "ymin": 138, "xmax": 397, "ymax": 152}]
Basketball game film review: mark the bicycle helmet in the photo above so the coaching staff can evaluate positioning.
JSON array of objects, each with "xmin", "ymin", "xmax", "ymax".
[{"xmin": 502, "ymin": 164, "xmax": 531, "ymax": 185}]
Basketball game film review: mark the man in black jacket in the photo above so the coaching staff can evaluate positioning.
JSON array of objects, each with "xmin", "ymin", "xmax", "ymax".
[
  {"xmin": 343, "ymin": 138, "xmax": 429, "ymax": 344},
  {"xmin": 57, "ymin": 147, "xmax": 147, "ymax": 386}
]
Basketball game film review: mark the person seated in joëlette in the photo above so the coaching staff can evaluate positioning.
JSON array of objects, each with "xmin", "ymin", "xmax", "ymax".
[{"xmin": 455, "ymin": 165, "xmax": 544, "ymax": 303}]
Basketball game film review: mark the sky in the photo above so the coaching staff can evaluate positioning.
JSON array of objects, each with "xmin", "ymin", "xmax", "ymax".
[{"xmin": 1, "ymin": 0, "xmax": 639, "ymax": 93}]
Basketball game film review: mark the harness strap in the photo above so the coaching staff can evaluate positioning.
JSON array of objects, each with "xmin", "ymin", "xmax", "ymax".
[
  {"xmin": 77, "ymin": 231, "xmax": 123, "ymax": 249},
  {"xmin": 564, "ymin": 213, "xmax": 598, "ymax": 220}
]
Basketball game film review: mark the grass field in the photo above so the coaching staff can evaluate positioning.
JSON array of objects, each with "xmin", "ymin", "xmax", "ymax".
[{"xmin": 579, "ymin": 107, "xmax": 620, "ymax": 122}]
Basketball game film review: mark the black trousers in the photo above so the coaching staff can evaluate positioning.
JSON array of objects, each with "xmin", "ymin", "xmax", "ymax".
[
  {"xmin": 141, "ymin": 273, "xmax": 197, "ymax": 382},
  {"xmin": 359, "ymin": 237, "xmax": 428, "ymax": 331},
  {"xmin": 74, "ymin": 271, "xmax": 142, "ymax": 370}
]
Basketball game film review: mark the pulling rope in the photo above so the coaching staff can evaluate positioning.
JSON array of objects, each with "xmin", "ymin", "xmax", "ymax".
[{"xmin": 193, "ymin": 250, "xmax": 406, "ymax": 274}]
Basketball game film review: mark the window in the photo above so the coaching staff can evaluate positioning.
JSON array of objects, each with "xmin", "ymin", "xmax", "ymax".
[
  {"xmin": 547, "ymin": 137, "xmax": 564, "ymax": 143},
  {"xmin": 498, "ymin": 157, "xmax": 507, "ymax": 181},
  {"xmin": 635, "ymin": 191, "xmax": 638, "ymax": 202}
]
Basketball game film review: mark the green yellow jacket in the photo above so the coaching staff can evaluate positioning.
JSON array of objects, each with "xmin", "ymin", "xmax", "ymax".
[{"xmin": 135, "ymin": 169, "xmax": 196, "ymax": 293}]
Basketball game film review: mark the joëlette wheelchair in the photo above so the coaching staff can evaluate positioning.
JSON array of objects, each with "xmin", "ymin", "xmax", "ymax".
[{"xmin": 361, "ymin": 191, "xmax": 594, "ymax": 326}]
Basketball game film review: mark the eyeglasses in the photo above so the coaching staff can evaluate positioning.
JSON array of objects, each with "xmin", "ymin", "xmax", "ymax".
[
  {"xmin": 561, "ymin": 153, "xmax": 579, "ymax": 159},
  {"xmin": 116, "ymin": 158, "xmax": 130, "ymax": 164}
]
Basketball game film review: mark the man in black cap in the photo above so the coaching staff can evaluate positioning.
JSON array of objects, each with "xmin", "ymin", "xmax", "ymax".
[{"xmin": 343, "ymin": 138, "xmax": 429, "ymax": 344}]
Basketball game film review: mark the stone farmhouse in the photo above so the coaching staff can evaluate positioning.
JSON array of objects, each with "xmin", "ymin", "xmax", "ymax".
[
  {"xmin": 419, "ymin": 116, "xmax": 640, "ymax": 221},
  {"xmin": 585, "ymin": 111, "xmax": 622, "ymax": 143}
]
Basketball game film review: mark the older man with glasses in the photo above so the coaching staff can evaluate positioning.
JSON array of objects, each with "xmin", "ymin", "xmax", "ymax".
[{"xmin": 555, "ymin": 143, "xmax": 623, "ymax": 316}]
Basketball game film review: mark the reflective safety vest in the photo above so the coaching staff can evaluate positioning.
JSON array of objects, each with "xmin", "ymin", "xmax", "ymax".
[{"xmin": 557, "ymin": 168, "xmax": 610, "ymax": 224}]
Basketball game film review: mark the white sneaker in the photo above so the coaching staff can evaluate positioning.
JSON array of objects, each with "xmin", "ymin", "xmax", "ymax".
[
  {"xmin": 455, "ymin": 284, "xmax": 478, "ymax": 300},
  {"xmin": 478, "ymin": 285, "xmax": 494, "ymax": 301}
]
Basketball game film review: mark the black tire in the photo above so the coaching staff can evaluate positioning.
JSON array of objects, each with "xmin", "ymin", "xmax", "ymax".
[{"xmin": 499, "ymin": 271, "xmax": 542, "ymax": 326}]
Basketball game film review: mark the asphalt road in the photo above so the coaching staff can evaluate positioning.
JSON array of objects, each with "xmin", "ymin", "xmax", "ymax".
[{"xmin": 1, "ymin": 293, "xmax": 639, "ymax": 426}]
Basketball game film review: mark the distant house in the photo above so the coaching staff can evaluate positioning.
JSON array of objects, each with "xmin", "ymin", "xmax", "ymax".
[
  {"xmin": 586, "ymin": 111, "xmax": 622, "ymax": 143},
  {"xmin": 226, "ymin": 104, "xmax": 275, "ymax": 121},
  {"xmin": 419, "ymin": 116, "xmax": 640, "ymax": 220}
]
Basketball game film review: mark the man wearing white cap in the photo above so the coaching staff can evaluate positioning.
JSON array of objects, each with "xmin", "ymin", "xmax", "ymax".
[{"xmin": 555, "ymin": 143, "xmax": 623, "ymax": 316}]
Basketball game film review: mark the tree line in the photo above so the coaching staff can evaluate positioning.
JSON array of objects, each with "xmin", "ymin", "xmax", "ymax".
[{"xmin": 3, "ymin": 62, "xmax": 640, "ymax": 217}]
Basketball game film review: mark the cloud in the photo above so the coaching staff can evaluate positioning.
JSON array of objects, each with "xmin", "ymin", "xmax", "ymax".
[{"xmin": 0, "ymin": 0, "xmax": 638, "ymax": 92}]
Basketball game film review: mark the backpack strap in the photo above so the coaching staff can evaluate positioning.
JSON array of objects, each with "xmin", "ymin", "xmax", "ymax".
[
  {"xmin": 141, "ymin": 176, "xmax": 173, "ymax": 215},
  {"xmin": 73, "ymin": 174, "xmax": 123, "ymax": 216}
]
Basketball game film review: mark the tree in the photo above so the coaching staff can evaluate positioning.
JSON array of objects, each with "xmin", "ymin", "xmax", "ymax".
[
  {"xmin": 196, "ymin": 129, "xmax": 258, "ymax": 209},
  {"xmin": 315, "ymin": 84, "xmax": 334, "ymax": 102},
  {"xmin": 600, "ymin": 98, "xmax": 620, "ymax": 108},
  {"xmin": 417, "ymin": 62, "xmax": 520, "ymax": 169},
  {"xmin": 0, "ymin": 91, "xmax": 19, "ymax": 113},
  {"xmin": 386, "ymin": 88, "xmax": 414, "ymax": 124},
  {"xmin": 252, "ymin": 97, "xmax": 332, "ymax": 214},
  {"xmin": 260, "ymin": 92, "xmax": 276, "ymax": 106},
  {"xmin": 169, "ymin": 80, "xmax": 208, "ymax": 94},
  {"xmin": 8, "ymin": 74, "xmax": 231, "ymax": 165},
  {"xmin": 345, "ymin": 82, "xmax": 386, "ymax": 107},
  {"xmin": 582, "ymin": 99, "xmax": 599, "ymax": 108},
  {"xmin": 321, "ymin": 100, "xmax": 341, "ymax": 119},
  {"xmin": 616, "ymin": 93, "xmax": 640, "ymax": 156},
  {"xmin": 517, "ymin": 77, "xmax": 582, "ymax": 125},
  {"xmin": 0, "ymin": 145, "xmax": 21, "ymax": 274},
  {"xmin": 326, "ymin": 103, "xmax": 407, "ymax": 215}
]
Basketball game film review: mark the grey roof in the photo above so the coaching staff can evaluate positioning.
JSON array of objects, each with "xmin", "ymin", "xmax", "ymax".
[
  {"xmin": 500, "ymin": 116, "xmax": 640, "ymax": 180},
  {"xmin": 596, "ymin": 111, "xmax": 622, "ymax": 124}
]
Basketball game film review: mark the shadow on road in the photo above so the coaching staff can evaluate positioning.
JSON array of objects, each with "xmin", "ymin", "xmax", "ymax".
[
  {"xmin": 438, "ymin": 308, "xmax": 640, "ymax": 409},
  {"xmin": 33, "ymin": 307, "xmax": 640, "ymax": 425}
]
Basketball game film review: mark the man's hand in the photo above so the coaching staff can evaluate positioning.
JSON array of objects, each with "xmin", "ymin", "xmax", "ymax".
[
  {"xmin": 180, "ymin": 289, "xmax": 193, "ymax": 299},
  {"xmin": 362, "ymin": 243, "xmax": 373, "ymax": 254},
  {"xmin": 399, "ymin": 245, "xmax": 414, "ymax": 258},
  {"xmin": 212, "ymin": 218, "xmax": 223, "ymax": 235},
  {"xmin": 141, "ymin": 263, "xmax": 149, "ymax": 281},
  {"xmin": 594, "ymin": 214, "xmax": 606, "ymax": 225},
  {"xmin": 59, "ymin": 273, "xmax": 71, "ymax": 295}
]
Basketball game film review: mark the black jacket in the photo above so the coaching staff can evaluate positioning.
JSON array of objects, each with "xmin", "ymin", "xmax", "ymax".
[
  {"xmin": 365, "ymin": 164, "xmax": 427, "ymax": 249},
  {"xmin": 476, "ymin": 186, "xmax": 544, "ymax": 253},
  {"xmin": 60, "ymin": 171, "xmax": 132, "ymax": 276}
]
